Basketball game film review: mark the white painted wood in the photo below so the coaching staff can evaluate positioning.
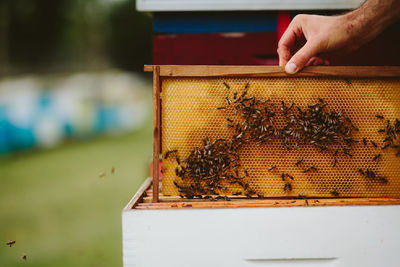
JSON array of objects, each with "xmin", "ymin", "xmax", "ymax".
[
  {"xmin": 123, "ymin": 204, "xmax": 400, "ymax": 267},
  {"xmin": 136, "ymin": 0, "xmax": 363, "ymax": 12}
]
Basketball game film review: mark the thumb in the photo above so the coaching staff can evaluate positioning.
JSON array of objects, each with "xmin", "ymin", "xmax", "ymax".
[{"xmin": 285, "ymin": 41, "xmax": 321, "ymax": 74}]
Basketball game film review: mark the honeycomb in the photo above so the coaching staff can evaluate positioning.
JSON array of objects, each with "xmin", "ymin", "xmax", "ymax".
[{"xmin": 161, "ymin": 77, "xmax": 400, "ymax": 198}]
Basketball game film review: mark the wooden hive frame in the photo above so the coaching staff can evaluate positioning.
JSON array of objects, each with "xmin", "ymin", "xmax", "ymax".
[{"xmin": 144, "ymin": 65, "xmax": 400, "ymax": 209}]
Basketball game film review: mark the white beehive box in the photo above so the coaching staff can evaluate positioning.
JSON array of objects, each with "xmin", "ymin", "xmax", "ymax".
[{"xmin": 123, "ymin": 177, "xmax": 400, "ymax": 267}]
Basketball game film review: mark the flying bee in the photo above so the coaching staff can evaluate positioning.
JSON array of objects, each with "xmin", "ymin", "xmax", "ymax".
[
  {"xmin": 98, "ymin": 172, "xmax": 106, "ymax": 178},
  {"xmin": 22, "ymin": 255, "xmax": 27, "ymax": 261},
  {"xmin": 111, "ymin": 166, "xmax": 115, "ymax": 174},
  {"xmin": 6, "ymin": 240, "xmax": 15, "ymax": 247}
]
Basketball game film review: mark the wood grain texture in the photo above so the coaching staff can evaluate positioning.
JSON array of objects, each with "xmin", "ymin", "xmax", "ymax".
[
  {"xmin": 127, "ymin": 178, "xmax": 400, "ymax": 210},
  {"xmin": 152, "ymin": 66, "xmax": 161, "ymax": 203},
  {"xmin": 144, "ymin": 65, "xmax": 400, "ymax": 77},
  {"xmin": 135, "ymin": 198, "xmax": 400, "ymax": 210}
]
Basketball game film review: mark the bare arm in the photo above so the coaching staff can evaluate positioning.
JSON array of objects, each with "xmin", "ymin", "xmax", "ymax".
[{"xmin": 277, "ymin": 0, "xmax": 400, "ymax": 74}]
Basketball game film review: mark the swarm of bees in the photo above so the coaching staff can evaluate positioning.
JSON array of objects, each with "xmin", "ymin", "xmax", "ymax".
[{"xmin": 165, "ymin": 81, "xmax": 396, "ymax": 200}]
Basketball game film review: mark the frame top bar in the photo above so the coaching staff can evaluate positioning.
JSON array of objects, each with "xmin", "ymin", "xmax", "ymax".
[{"xmin": 144, "ymin": 65, "xmax": 400, "ymax": 78}]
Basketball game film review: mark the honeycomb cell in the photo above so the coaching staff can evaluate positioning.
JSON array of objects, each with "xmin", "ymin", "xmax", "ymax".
[{"xmin": 160, "ymin": 77, "xmax": 400, "ymax": 198}]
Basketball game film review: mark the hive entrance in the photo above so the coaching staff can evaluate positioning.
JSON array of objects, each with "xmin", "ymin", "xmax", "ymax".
[{"xmin": 160, "ymin": 75, "xmax": 400, "ymax": 199}]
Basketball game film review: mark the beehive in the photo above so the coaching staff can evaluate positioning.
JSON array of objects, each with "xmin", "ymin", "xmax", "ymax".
[{"xmin": 148, "ymin": 65, "xmax": 400, "ymax": 201}]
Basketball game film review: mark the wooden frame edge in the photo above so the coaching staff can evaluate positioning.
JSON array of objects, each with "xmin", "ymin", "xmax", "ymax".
[
  {"xmin": 123, "ymin": 177, "xmax": 152, "ymax": 211},
  {"xmin": 152, "ymin": 66, "xmax": 161, "ymax": 202},
  {"xmin": 144, "ymin": 65, "xmax": 400, "ymax": 77},
  {"xmin": 135, "ymin": 197, "xmax": 400, "ymax": 210}
]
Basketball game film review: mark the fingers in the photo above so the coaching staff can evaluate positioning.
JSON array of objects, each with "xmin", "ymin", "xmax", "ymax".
[
  {"xmin": 285, "ymin": 41, "xmax": 321, "ymax": 74},
  {"xmin": 277, "ymin": 21, "xmax": 300, "ymax": 67}
]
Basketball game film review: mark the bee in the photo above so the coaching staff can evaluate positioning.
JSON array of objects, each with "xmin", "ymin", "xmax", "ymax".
[
  {"xmin": 22, "ymin": 255, "xmax": 27, "ymax": 261},
  {"xmin": 284, "ymin": 183, "xmax": 292, "ymax": 192},
  {"xmin": 286, "ymin": 173, "xmax": 294, "ymax": 180},
  {"xmin": 233, "ymin": 91, "xmax": 238, "ymax": 99},
  {"xmin": 6, "ymin": 240, "xmax": 15, "ymax": 247},
  {"xmin": 344, "ymin": 79, "xmax": 352, "ymax": 85},
  {"xmin": 176, "ymin": 156, "xmax": 181, "ymax": 165},
  {"xmin": 332, "ymin": 157, "xmax": 337, "ymax": 167},
  {"xmin": 244, "ymin": 168, "xmax": 249, "ymax": 177},
  {"xmin": 330, "ymin": 190, "xmax": 340, "ymax": 197},
  {"xmin": 318, "ymin": 98, "xmax": 324, "ymax": 103},
  {"xmin": 226, "ymin": 118, "xmax": 233, "ymax": 123},
  {"xmin": 268, "ymin": 165, "xmax": 276, "ymax": 171},
  {"xmin": 225, "ymin": 97, "xmax": 231, "ymax": 105},
  {"xmin": 378, "ymin": 129, "xmax": 385, "ymax": 133},
  {"xmin": 309, "ymin": 165, "xmax": 317, "ymax": 171},
  {"xmin": 376, "ymin": 114, "xmax": 384, "ymax": 119},
  {"xmin": 358, "ymin": 168, "xmax": 365, "ymax": 175},
  {"xmin": 363, "ymin": 138, "xmax": 367, "ymax": 147},
  {"xmin": 302, "ymin": 168, "xmax": 311, "ymax": 173},
  {"xmin": 223, "ymin": 82, "xmax": 230, "ymax": 89},
  {"xmin": 281, "ymin": 172, "xmax": 285, "ymax": 181},
  {"xmin": 98, "ymin": 172, "xmax": 106, "ymax": 178},
  {"xmin": 344, "ymin": 151, "xmax": 352, "ymax": 157},
  {"xmin": 371, "ymin": 141, "xmax": 378, "ymax": 148},
  {"xmin": 244, "ymin": 181, "xmax": 249, "ymax": 190},
  {"xmin": 333, "ymin": 148, "xmax": 339, "ymax": 157},
  {"xmin": 217, "ymin": 106, "xmax": 226, "ymax": 110},
  {"xmin": 232, "ymin": 191, "xmax": 242, "ymax": 195},
  {"xmin": 382, "ymin": 143, "xmax": 390, "ymax": 150},
  {"xmin": 373, "ymin": 154, "xmax": 382, "ymax": 161},
  {"xmin": 245, "ymin": 82, "xmax": 250, "ymax": 89},
  {"xmin": 295, "ymin": 158, "xmax": 303, "ymax": 166},
  {"xmin": 297, "ymin": 195, "xmax": 307, "ymax": 199},
  {"xmin": 111, "ymin": 166, "xmax": 115, "ymax": 174},
  {"xmin": 257, "ymin": 194, "xmax": 264, "ymax": 198},
  {"xmin": 164, "ymin": 149, "xmax": 177, "ymax": 159},
  {"xmin": 378, "ymin": 176, "xmax": 388, "ymax": 183}
]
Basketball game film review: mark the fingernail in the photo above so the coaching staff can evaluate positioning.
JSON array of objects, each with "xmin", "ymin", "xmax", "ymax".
[{"xmin": 285, "ymin": 62, "xmax": 297, "ymax": 74}]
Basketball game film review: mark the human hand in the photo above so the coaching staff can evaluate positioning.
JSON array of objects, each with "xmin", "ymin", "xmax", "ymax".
[{"xmin": 277, "ymin": 14, "xmax": 360, "ymax": 74}]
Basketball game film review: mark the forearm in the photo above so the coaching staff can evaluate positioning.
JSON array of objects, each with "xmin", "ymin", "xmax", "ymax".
[{"xmin": 344, "ymin": 0, "xmax": 400, "ymax": 46}]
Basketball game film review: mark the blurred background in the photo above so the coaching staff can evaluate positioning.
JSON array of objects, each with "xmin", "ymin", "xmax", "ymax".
[{"xmin": 0, "ymin": 0, "xmax": 153, "ymax": 266}]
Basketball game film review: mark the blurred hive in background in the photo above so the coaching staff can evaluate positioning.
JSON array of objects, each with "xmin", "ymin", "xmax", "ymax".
[{"xmin": 0, "ymin": 71, "xmax": 151, "ymax": 154}]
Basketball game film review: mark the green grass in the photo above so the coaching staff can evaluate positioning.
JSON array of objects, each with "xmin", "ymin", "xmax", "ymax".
[{"xmin": 0, "ymin": 117, "xmax": 152, "ymax": 267}]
